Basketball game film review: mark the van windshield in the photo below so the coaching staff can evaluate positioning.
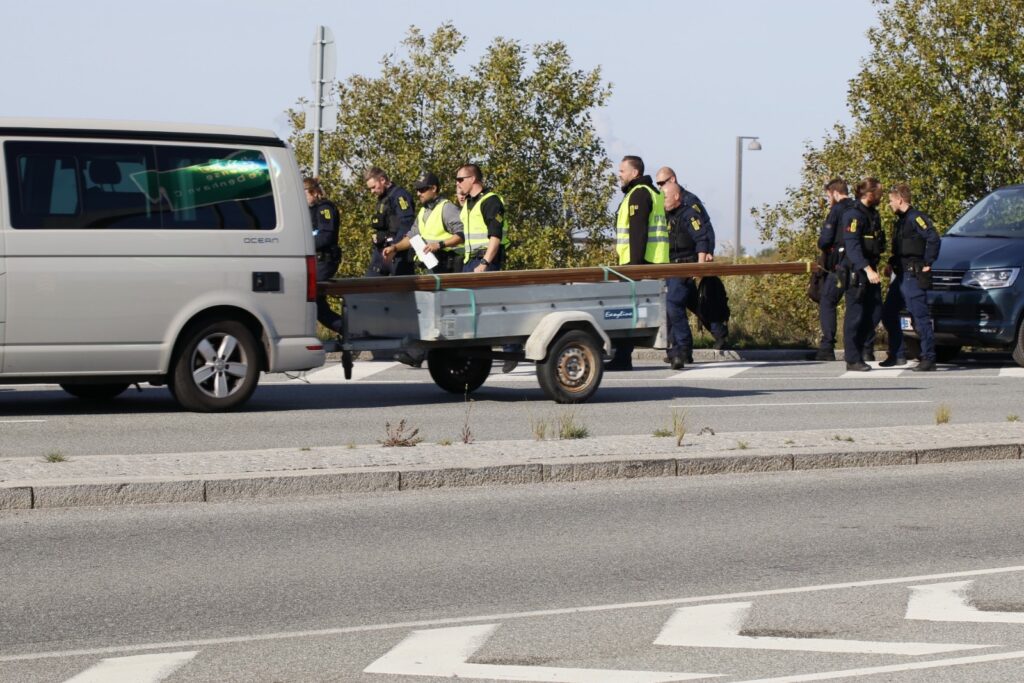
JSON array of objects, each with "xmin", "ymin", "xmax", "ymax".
[{"xmin": 948, "ymin": 187, "xmax": 1024, "ymax": 238}]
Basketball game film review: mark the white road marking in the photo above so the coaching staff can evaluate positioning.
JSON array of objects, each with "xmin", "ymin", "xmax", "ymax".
[
  {"xmin": 654, "ymin": 602, "xmax": 988, "ymax": 655},
  {"xmin": 729, "ymin": 649, "xmax": 1024, "ymax": 683},
  {"xmin": 907, "ymin": 580, "xmax": 1024, "ymax": 623},
  {"xmin": 668, "ymin": 400, "xmax": 931, "ymax": 409},
  {"xmin": 668, "ymin": 362, "xmax": 770, "ymax": 379},
  {"xmin": 0, "ymin": 419, "xmax": 47, "ymax": 424},
  {"xmin": 998, "ymin": 366, "xmax": 1024, "ymax": 377},
  {"xmin": 61, "ymin": 651, "xmax": 197, "ymax": 683},
  {"xmin": 5, "ymin": 565, "xmax": 1024, "ymax": 663},
  {"xmin": 298, "ymin": 362, "xmax": 399, "ymax": 383},
  {"xmin": 364, "ymin": 623, "xmax": 717, "ymax": 682}
]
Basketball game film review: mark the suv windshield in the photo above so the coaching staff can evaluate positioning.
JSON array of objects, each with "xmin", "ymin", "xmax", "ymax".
[{"xmin": 948, "ymin": 186, "xmax": 1024, "ymax": 238}]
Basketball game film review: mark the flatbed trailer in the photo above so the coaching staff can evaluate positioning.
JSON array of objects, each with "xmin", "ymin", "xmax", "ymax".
[{"xmin": 320, "ymin": 261, "xmax": 811, "ymax": 403}]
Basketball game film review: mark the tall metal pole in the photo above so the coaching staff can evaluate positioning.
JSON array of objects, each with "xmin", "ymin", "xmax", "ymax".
[
  {"xmin": 733, "ymin": 136, "xmax": 742, "ymax": 264},
  {"xmin": 313, "ymin": 25, "xmax": 325, "ymax": 178}
]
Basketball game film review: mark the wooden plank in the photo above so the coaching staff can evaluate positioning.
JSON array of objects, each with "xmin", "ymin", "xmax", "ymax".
[{"xmin": 319, "ymin": 261, "xmax": 813, "ymax": 296}]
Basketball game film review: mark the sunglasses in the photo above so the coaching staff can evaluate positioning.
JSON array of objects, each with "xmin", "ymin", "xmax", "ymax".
[
  {"xmin": 455, "ymin": 176, "xmax": 471, "ymax": 182},
  {"xmin": 415, "ymin": 187, "xmax": 432, "ymax": 193},
  {"xmin": 656, "ymin": 179, "xmax": 669, "ymax": 187}
]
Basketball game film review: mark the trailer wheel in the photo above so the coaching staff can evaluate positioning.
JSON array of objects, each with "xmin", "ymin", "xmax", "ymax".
[
  {"xmin": 536, "ymin": 329, "xmax": 603, "ymax": 404},
  {"xmin": 427, "ymin": 347, "xmax": 492, "ymax": 394},
  {"xmin": 170, "ymin": 320, "xmax": 261, "ymax": 412}
]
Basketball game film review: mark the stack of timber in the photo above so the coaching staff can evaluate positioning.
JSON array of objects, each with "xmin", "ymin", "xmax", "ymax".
[{"xmin": 320, "ymin": 261, "xmax": 814, "ymax": 296}]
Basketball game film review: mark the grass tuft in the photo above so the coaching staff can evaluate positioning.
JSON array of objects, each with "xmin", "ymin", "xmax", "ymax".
[
  {"xmin": 673, "ymin": 409, "xmax": 687, "ymax": 447},
  {"xmin": 935, "ymin": 403, "xmax": 952, "ymax": 425},
  {"xmin": 557, "ymin": 408, "xmax": 589, "ymax": 440},
  {"xmin": 379, "ymin": 420, "xmax": 423, "ymax": 447},
  {"xmin": 43, "ymin": 451, "xmax": 67, "ymax": 463},
  {"xmin": 1008, "ymin": 414, "xmax": 1020, "ymax": 423}
]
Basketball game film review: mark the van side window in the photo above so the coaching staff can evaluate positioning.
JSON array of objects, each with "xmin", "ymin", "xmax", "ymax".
[
  {"xmin": 154, "ymin": 146, "xmax": 276, "ymax": 230},
  {"xmin": 5, "ymin": 141, "xmax": 157, "ymax": 229},
  {"xmin": 4, "ymin": 141, "xmax": 276, "ymax": 230}
]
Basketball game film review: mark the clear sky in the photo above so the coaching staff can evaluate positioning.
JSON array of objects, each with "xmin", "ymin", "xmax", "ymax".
[{"xmin": 0, "ymin": 0, "xmax": 876, "ymax": 253}]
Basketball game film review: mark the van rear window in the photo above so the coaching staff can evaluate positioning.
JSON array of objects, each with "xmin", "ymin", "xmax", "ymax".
[{"xmin": 4, "ymin": 141, "xmax": 276, "ymax": 230}]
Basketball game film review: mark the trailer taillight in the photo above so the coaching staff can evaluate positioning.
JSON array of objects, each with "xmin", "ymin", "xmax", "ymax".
[{"xmin": 306, "ymin": 255, "xmax": 317, "ymax": 302}]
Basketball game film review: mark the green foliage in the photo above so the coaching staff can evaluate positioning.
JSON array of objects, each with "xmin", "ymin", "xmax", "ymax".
[
  {"xmin": 754, "ymin": 0, "xmax": 1024, "ymax": 344},
  {"xmin": 287, "ymin": 24, "xmax": 616, "ymax": 276}
]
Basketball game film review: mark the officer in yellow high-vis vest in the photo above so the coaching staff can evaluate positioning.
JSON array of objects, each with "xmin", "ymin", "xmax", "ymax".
[
  {"xmin": 456, "ymin": 163, "xmax": 509, "ymax": 273},
  {"xmin": 384, "ymin": 172, "xmax": 465, "ymax": 274},
  {"xmin": 608, "ymin": 155, "xmax": 669, "ymax": 370}
]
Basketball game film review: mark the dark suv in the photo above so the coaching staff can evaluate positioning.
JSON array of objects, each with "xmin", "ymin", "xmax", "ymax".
[{"xmin": 903, "ymin": 185, "xmax": 1024, "ymax": 365}]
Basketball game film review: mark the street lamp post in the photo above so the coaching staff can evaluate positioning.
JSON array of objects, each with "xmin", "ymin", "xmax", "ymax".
[{"xmin": 733, "ymin": 136, "xmax": 762, "ymax": 263}]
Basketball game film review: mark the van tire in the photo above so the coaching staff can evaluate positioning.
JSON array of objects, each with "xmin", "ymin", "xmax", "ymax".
[
  {"xmin": 536, "ymin": 329, "xmax": 603, "ymax": 404},
  {"xmin": 170, "ymin": 320, "xmax": 260, "ymax": 412},
  {"xmin": 60, "ymin": 383, "xmax": 130, "ymax": 401},
  {"xmin": 1013, "ymin": 321, "xmax": 1024, "ymax": 368},
  {"xmin": 427, "ymin": 347, "xmax": 491, "ymax": 394}
]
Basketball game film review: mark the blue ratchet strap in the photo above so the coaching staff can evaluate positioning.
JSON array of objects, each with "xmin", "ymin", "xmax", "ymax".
[{"xmin": 600, "ymin": 266, "xmax": 638, "ymax": 329}]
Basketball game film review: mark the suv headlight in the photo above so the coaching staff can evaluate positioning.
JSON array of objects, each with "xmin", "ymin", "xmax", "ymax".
[{"xmin": 962, "ymin": 268, "xmax": 1020, "ymax": 289}]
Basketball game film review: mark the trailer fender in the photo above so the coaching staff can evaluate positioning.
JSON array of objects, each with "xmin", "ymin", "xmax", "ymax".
[{"xmin": 524, "ymin": 312, "xmax": 611, "ymax": 361}]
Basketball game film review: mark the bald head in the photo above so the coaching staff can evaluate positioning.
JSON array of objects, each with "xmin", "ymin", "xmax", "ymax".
[
  {"xmin": 662, "ymin": 181, "xmax": 682, "ymax": 211},
  {"xmin": 655, "ymin": 166, "xmax": 677, "ymax": 188}
]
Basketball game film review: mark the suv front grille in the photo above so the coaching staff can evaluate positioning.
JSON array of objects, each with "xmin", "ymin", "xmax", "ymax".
[{"xmin": 930, "ymin": 269, "xmax": 966, "ymax": 291}]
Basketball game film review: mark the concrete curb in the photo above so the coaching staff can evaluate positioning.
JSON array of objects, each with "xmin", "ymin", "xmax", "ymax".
[{"xmin": 4, "ymin": 442, "xmax": 1020, "ymax": 511}]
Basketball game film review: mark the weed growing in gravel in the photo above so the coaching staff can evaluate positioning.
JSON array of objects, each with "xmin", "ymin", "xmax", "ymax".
[
  {"xmin": 737, "ymin": 441, "xmax": 749, "ymax": 450},
  {"xmin": 557, "ymin": 408, "xmax": 589, "ymax": 439},
  {"xmin": 935, "ymin": 403, "xmax": 952, "ymax": 425},
  {"xmin": 832, "ymin": 434, "xmax": 855, "ymax": 442},
  {"xmin": 380, "ymin": 420, "xmax": 423, "ymax": 447},
  {"xmin": 438, "ymin": 438, "xmax": 453, "ymax": 446},
  {"xmin": 299, "ymin": 447, "xmax": 311, "ymax": 451},
  {"xmin": 653, "ymin": 428, "xmax": 673, "ymax": 438},
  {"xmin": 43, "ymin": 451, "xmax": 67, "ymax": 463},
  {"xmin": 528, "ymin": 410, "xmax": 551, "ymax": 441},
  {"xmin": 461, "ymin": 394, "xmax": 475, "ymax": 444},
  {"xmin": 1008, "ymin": 414, "xmax": 1020, "ymax": 423},
  {"xmin": 673, "ymin": 409, "xmax": 687, "ymax": 447}
]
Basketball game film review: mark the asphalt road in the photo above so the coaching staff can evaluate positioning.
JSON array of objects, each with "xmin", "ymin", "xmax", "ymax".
[
  {"xmin": 4, "ymin": 461, "xmax": 1024, "ymax": 681},
  {"xmin": 2, "ymin": 357, "xmax": 1024, "ymax": 458}
]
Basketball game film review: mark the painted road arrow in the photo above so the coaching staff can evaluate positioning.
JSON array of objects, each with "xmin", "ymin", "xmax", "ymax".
[
  {"xmin": 62, "ymin": 651, "xmax": 197, "ymax": 683},
  {"xmin": 364, "ymin": 623, "xmax": 720, "ymax": 682},
  {"xmin": 907, "ymin": 579, "xmax": 1024, "ymax": 623},
  {"xmin": 655, "ymin": 602, "xmax": 990, "ymax": 655}
]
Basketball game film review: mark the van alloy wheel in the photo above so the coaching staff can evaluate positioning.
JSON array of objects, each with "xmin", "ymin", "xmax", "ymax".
[{"xmin": 171, "ymin": 320, "xmax": 261, "ymax": 412}]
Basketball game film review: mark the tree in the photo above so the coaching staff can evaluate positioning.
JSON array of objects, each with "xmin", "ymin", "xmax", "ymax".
[
  {"xmin": 286, "ymin": 24, "xmax": 616, "ymax": 276},
  {"xmin": 752, "ymin": 0, "xmax": 1024, "ymax": 345}
]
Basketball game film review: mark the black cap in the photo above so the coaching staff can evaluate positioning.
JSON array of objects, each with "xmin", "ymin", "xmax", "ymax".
[{"xmin": 414, "ymin": 171, "xmax": 440, "ymax": 191}]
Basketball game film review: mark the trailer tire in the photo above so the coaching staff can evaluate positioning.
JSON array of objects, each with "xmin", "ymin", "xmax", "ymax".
[
  {"xmin": 427, "ymin": 347, "xmax": 492, "ymax": 394},
  {"xmin": 536, "ymin": 329, "xmax": 603, "ymax": 404}
]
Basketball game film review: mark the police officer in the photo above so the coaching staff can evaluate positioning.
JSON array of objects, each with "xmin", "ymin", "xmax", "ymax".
[
  {"xmin": 655, "ymin": 166, "xmax": 728, "ymax": 355},
  {"xmin": 455, "ymin": 163, "xmax": 520, "ymax": 372},
  {"xmin": 364, "ymin": 166, "xmax": 415, "ymax": 277},
  {"xmin": 383, "ymin": 171, "xmax": 465, "ymax": 273},
  {"xmin": 304, "ymin": 177, "xmax": 344, "ymax": 336},
  {"xmin": 815, "ymin": 178, "xmax": 855, "ymax": 361},
  {"xmin": 861, "ymin": 195, "xmax": 886, "ymax": 361},
  {"xmin": 838, "ymin": 177, "xmax": 884, "ymax": 371},
  {"xmin": 456, "ymin": 164, "xmax": 508, "ymax": 273},
  {"xmin": 880, "ymin": 183, "xmax": 941, "ymax": 371},
  {"xmin": 662, "ymin": 181, "xmax": 711, "ymax": 369},
  {"xmin": 608, "ymin": 155, "xmax": 669, "ymax": 370}
]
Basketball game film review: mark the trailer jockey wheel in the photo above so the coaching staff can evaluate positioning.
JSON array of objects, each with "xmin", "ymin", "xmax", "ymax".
[
  {"xmin": 427, "ymin": 346, "xmax": 492, "ymax": 394},
  {"xmin": 536, "ymin": 329, "xmax": 603, "ymax": 403}
]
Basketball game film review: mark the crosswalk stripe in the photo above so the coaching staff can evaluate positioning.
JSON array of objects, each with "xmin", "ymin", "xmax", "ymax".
[
  {"xmin": 668, "ymin": 361, "xmax": 770, "ymax": 379},
  {"xmin": 298, "ymin": 362, "xmax": 399, "ymax": 383},
  {"xmin": 998, "ymin": 366, "xmax": 1024, "ymax": 377},
  {"xmin": 62, "ymin": 651, "xmax": 197, "ymax": 683}
]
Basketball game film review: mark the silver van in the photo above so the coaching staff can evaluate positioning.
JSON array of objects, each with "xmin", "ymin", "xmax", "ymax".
[{"xmin": 0, "ymin": 118, "xmax": 326, "ymax": 411}]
